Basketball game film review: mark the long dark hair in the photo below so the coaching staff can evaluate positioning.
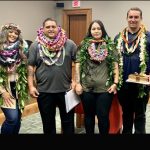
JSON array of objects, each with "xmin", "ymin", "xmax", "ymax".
[{"xmin": 85, "ymin": 20, "xmax": 109, "ymax": 39}]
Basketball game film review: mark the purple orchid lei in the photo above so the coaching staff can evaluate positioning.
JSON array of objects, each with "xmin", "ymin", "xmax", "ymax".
[
  {"xmin": 36, "ymin": 26, "xmax": 67, "ymax": 52},
  {"xmin": 0, "ymin": 41, "xmax": 21, "ymax": 66},
  {"xmin": 88, "ymin": 42, "xmax": 108, "ymax": 63}
]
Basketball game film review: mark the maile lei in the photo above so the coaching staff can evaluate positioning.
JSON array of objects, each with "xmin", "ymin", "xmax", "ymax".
[
  {"xmin": 116, "ymin": 25, "xmax": 148, "ymax": 98},
  {"xmin": 79, "ymin": 36, "xmax": 117, "ymax": 89},
  {"xmin": 0, "ymin": 62, "xmax": 29, "ymax": 113},
  {"xmin": 0, "ymin": 41, "xmax": 29, "ymax": 113}
]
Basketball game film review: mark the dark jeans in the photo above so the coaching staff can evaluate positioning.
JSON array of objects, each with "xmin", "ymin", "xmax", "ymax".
[
  {"xmin": 81, "ymin": 91, "xmax": 113, "ymax": 134},
  {"xmin": 118, "ymin": 83, "xmax": 149, "ymax": 134},
  {"xmin": 1, "ymin": 81, "xmax": 21, "ymax": 134},
  {"xmin": 37, "ymin": 92, "xmax": 75, "ymax": 134}
]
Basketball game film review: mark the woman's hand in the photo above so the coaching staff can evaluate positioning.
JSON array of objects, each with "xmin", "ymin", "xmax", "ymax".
[
  {"xmin": 2, "ymin": 92, "xmax": 15, "ymax": 107},
  {"xmin": 107, "ymin": 84, "xmax": 117, "ymax": 94},
  {"xmin": 75, "ymin": 83, "xmax": 83, "ymax": 95}
]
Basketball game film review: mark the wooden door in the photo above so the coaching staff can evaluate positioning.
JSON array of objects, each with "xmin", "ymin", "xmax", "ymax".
[
  {"xmin": 63, "ymin": 9, "xmax": 92, "ymax": 128},
  {"xmin": 69, "ymin": 15, "xmax": 86, "ymax": 46},
  {"xmin": 63, "ymin": 9, "xmax": 92, "ymax": 46},
  {"xmin": 62, "ymin": 8, "xmax": 92, "ymax": 82}
]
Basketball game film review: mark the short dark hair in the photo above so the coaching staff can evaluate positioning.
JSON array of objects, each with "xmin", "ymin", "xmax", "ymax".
[
  {"xmin": 42, "ymin": 18, "xmax": 57, "ymax": 27},
  {"xmin": 127, "ymin": 7, "xmax": 142, "ymax": 18},
  {"xmin": 85, "ymin": 20, "xmax": 109, "ymax": 39}
]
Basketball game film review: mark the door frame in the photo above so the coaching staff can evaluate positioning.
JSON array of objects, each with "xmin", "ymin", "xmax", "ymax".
[{"xmin": 62, "ymin": 8, "xmax": 92, "ymax": 37}]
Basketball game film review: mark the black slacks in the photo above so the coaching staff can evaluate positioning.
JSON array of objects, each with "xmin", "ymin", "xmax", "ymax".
[
  {"xmin": 118, "ymin": 83, "xmax": 149, "ymax": 134},
  {"xmin": 37, "ymin": 92, "xmax": 74, "ymax": 134},
  {"xmin": 81, "ymin": 91, "xmax": 113, "ymax": 134}
]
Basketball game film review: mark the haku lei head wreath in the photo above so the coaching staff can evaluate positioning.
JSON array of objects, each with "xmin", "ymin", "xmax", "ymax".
[
  {"xmin": 36, "ymin": 26, "xmax": 67, "ymax": 52},
  {"xmin": 1, "ymin": 23, "xmax": 21, "ymax": 34}
]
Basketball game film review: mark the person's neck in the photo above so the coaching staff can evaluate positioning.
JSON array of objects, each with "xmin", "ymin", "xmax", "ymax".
[{"xmin": 128, "ymin": 27, "xmax": 140, "ymax": 34}]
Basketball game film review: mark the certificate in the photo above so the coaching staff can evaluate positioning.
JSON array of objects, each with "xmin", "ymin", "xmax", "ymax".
[{"xmin": 65, "ymin": 89, "xmax": 81, "ymax": 113}]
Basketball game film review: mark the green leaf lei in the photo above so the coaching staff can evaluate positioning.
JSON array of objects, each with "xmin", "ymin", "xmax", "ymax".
[
  {"xmin": 79, "ymin": 36, "xmax": 119, "ymax": 89},
  {"xmin": 0, "ymin": 61, "xmax": 29, "ymax": 113}
]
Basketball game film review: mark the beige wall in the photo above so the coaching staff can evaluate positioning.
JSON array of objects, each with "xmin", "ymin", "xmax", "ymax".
[
  {"xmin": 0, "ymin": 1, "xmax": 150, "ymax": 40},
  {"xmin": 59, "ymin": 1, "xmax": 150, "ymax": 38},
  {"xmin": 0, "ymin": 1, "xmax": 56, "ymax": 41}
]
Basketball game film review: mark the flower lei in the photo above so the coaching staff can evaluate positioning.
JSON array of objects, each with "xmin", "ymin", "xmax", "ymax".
[
  {"xmin": 0, "ymin": 41, "xmax": 29, "ymax": 113},
  {"xmin": 39, "ymin": 44, "xmax": 65, "ymax": 66},
  {"xmin": 79, "ymin": 36, "xmax": 117, "ymax": 88},
  {"xmin": 116, "ymin": 25, "xmax": 148, "ymax": 98},
  {"xmin": 88, "ymin": 41, "xmax": 108, "ymax": 63},
  {"xmin": 36, "ymin": 26, "xmax": 67, "ymax": 52},
  {"xmin": 36, "ymin": 26, "xmax": 67, "ymax": 66},
  {"xmin": 0, "ymin": 41, "xmax": 21, "ymax": 67}
]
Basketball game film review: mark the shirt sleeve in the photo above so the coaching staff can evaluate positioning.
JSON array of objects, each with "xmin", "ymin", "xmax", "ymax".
[
  {"xmin": 70, "ymin": 40, "xmax": 77, "ymax": 61},
  {"xmin": 27, "ymin": 41, "xmax": 38, "ymax": 66}
]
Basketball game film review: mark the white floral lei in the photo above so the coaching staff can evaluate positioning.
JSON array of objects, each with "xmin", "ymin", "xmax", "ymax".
[{"xmin": 116, "ymin": 26, "xmax": 148, "ymax": 98}]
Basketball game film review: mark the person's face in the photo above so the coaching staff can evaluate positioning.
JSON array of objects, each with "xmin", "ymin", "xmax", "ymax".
[
  {"xmin": 127, "ymin": 10, "xmax": 142, "ymax": 30},
  {"xmin": 7, "ymin": 29, "xmax": 19, "ymax": 43},
  {"xmin": 43, "ymin": 20, "xmax": 58, "ymax": 39},
  {"xmin": 90, "ymin": 22, "xmax": 102, "ymax": 40}
]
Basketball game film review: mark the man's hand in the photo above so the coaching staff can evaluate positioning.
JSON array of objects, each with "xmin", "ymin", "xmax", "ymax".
[{"xmin": 29, "ymin": 86, "xmax": 39, "ymax": 98}]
